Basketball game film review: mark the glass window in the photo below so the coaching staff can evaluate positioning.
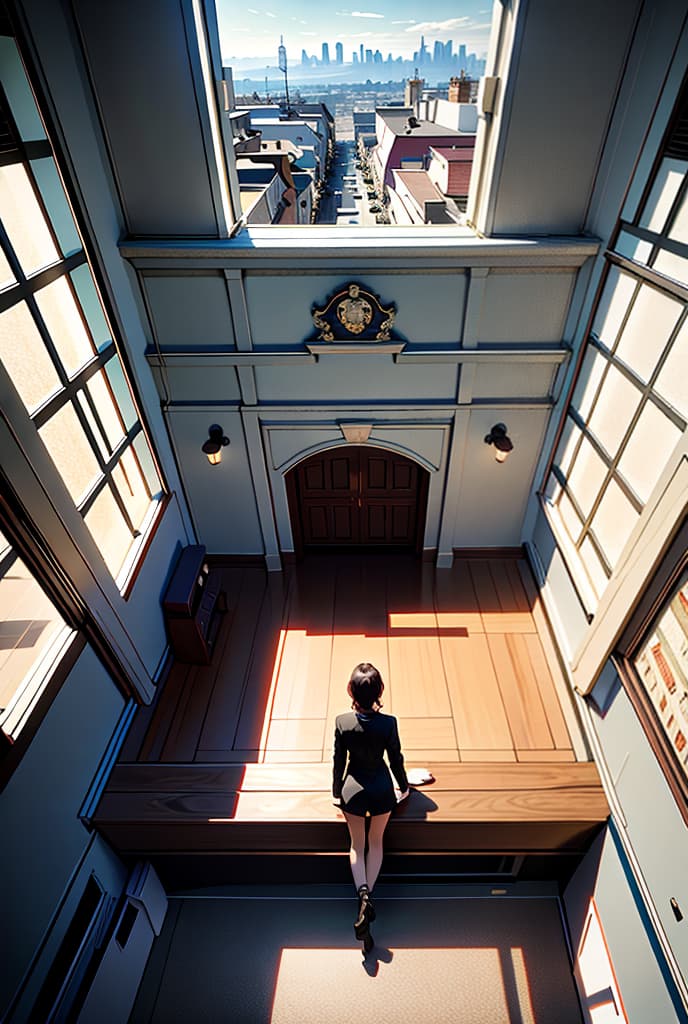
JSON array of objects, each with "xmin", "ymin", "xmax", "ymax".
[
  {"xmin": 571, "ymin": 348, "xmax": 606, "ymax": 421},
  {"xmin": 0, "ymin": 163, "xmax": 59, "ymax": 275},
  {"xmin": 84, "ymin": 368, "xmax": 127, "ymax": 455},
  {"xmin": 0, "ymin": 37, "xmax": 46, "ymax": 142},
  {"xmin": 30, "ymin": 157, "xmax": 82, "ymax": 258},
  {"xmin": 638, "ymin": 157, "xmax": 687, "ymax": 233},
  {"xmin": 614, "ymin": 284, "xmax": 681, "ymax": 383},
  {"xmin": 591, "ymin": 267, "xmax": 637, "ymax": 347},
  {"xmin": 84, "ymin": 485, "xmax": 134, "ymax": 576},
  {"xmin": 0, "ymin": 550, "xmax": 68, "ymax": 733},
  {"xmin": 0, "ymin": 301, "xmax": 61, "ymax": 411},
  {"xmin": 587, "ymin": 364, "xmax": 640, "ymax": 458},
  {"xmin": 631, "ymin": 568, "xmax": 688, "ymax": 791},
  {"xmin": 617, "ymin": 402, "xmax": 682, "ymax": 503},
  {"xmin": 113, "ymin": 447, "xmax": 150, "ymax": 525},
  {"xmin": 70, "ymin": 265, "xmax": 112, "ymax": 351},
  {"xmin": 39, "ymin": 404, "xmax": 101, "ymax": 505},
  {"xmin": 654, "ymin": 320, "xmax": 688, "ymax": 418},
  {"xmin": 591, "ymin": 478, "xmax": 640, "ymax": 566},
  {"xmin": 35, "ymin": 276, "xmax": 95, "ymax": 377},
  {"xmin": 567, "ymin": 437, "xmax": 608, "ymax": 517},
  {"xmin": 0, "ymin": 245, "xmax": 16, "ymax": 291}
]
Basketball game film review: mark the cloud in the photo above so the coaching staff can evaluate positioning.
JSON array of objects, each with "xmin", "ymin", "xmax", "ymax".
[
  {"xmin": 246, "ymin": 7, "xmax": 259, "ymax": 12},
  {"xmin": 265, "ymin": 10, "xmax": 277, "ymax": 16},
  {"xmin": 392, "ymin": 20, "xmax": 415, "ymax": 24},
  {"xmin": 351, "ymin": 10, "xmax": 385, "ymax": 18},
  {"xmin": 405, "ymin": 17, "xmax": 471, "ymax": 33}
]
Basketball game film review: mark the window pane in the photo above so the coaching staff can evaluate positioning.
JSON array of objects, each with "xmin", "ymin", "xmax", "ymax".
[
  {"xmin": 0, "ymin": 553, "xmax": 66, "ymax": 727},
  {"xmin": 572, "ymin": 347, "xmax": 606, "ymax": 421},
  {"xmin": 554, "ymin": 416, "xmax": 582, "ymax": 477},
  {"xmin": 639, "ymin": 157, "xmax": 687, "ymax": 233},
  {"xmin": 0, "ymin": 244, "xmax": 16, "ymax": 291},
  {"xmin": 591, "ymin": 478, "xmax": 640, "ymax": 566},
  {"xmin": 592, "ymin": 267, "xmax": 636, "ymax": 347},
  {"xmin": 655, "ymin": 320, "xmax": 688, "ymax": 419},
  {"xmin": 0, "ymin": 38, "xmax": 46, "ymax": 142},
  {"xmin": 113, "ymin": 446, "xmax": 151, "ymax": 528},
  {"xmin": 0, "ymin": 164, "xmax": 59, "ymax": 275},
  {"xmin": 35, "ymin": 276, "xmax": 95, "ymax": 377},
  {"xmin": 39, "ymin": 403, "xmax": 101, "ymax": 505},
  {"xmin": 70, "ymin": 265, "xmax": 112, "ymax": 351},
  {"xmin": 567, "ymin": 437, "xmax": 608, "ymax": 517},
  {"xmin": 617, "ymin": 401, "xmax": 682, "ymax": 503},
  {"xmin": 84, "ymin": 485, "xmax": 132, "ymax": 575},
  {"xmin": 30, "ymin": 158, "xmax": 82, "ymax": 257},
  {"xmin": 85, "ymin": 368, "xmax": 126, "ymax": 453},
  {"xmin": 580, "ymin": 536, "xmax": 609, "ymax": 598},
  {"xmin": 558, "ymin": 490, "xmax": 583, "ymax": 546},
  {"xmin": 615, "ymin": 230, "xmax": 653, "ymax": 264},
  {"xmin": 0, "ymin": 301, "xmax": 61, "ymax": 411},
  {"xmin": 652, "ymin": 247, "xmax": 688, "ymax": 288},
  {"xmin": 104, "ymin": 356, "xmax": 137, "ymax": 431},
  {"xmin": 615, "ymin": 283, "xmax": 682, "ymax": 383},
  {"xmin": 667, "ymin": 186, "xmax": 688, "ymax": 246},
  {"xmin": 133, "ymin": 432, "xmax": 160, "ymax": 495},
  {"xmin": 587, "ymin": 365, "xmax": 641, "ymax": 457},
  {"xmin": 634, "ymin": 569, "xmax": 688, "ymax": 782}
]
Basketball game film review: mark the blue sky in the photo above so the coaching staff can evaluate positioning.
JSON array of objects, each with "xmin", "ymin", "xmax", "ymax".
[{"xmin": 215, "ymin": 1, "xmax": 493, "ymax": 63}]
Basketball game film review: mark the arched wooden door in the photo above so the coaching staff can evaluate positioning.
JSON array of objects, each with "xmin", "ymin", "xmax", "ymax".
[{"xmin": 286, "ymin": 446, "xmax": 429, "ymax": 555}]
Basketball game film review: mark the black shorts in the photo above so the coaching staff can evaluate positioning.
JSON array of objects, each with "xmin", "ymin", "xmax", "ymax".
[{"xmin": 341, "ymin": 769, "xmax": 396, "ymax": 817}]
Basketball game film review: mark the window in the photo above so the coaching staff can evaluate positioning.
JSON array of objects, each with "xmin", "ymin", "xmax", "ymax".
[
  {"xmin": 0, "ymin": 36, "xmax": 164, "ymax": 584},
  {"xmin": 542, "ymin": 80, "xmax": 688, "ymax": 613},
  {"xmin": 615, "ymin": 520, "xmax": 688, "ymax": 823},
  {"xmin": 0, "ymin": 526, "xmax": 74, "ymax": 743}
]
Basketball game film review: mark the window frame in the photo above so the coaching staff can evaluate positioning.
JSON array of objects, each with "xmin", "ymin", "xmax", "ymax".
[
  {"xmin": 613, "ymin": 517, "xmax": 688, "ymax": 826},
  {"xmin": 0, "ymin": 35, "xmax": 169, "ymax": 591}
]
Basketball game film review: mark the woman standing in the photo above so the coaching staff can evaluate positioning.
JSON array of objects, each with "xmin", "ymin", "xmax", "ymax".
[{"xmin": 332, "ymin": 662, "xmax": 409, "ymax": 951}]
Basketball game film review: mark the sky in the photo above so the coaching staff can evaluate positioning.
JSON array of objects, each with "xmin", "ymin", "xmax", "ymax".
[{"xmin": 215, "ymin": 0, "xmax": 493, "ymax": 65}]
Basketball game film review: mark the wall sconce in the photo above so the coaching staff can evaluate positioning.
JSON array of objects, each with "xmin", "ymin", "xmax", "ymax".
[
  {"xmin": 201, "ymin": 424, "xmax": 229, "ymax": 466},
  {"xmin": 484, "ymin": 423, "xmax": 513, "ymax": 463}
]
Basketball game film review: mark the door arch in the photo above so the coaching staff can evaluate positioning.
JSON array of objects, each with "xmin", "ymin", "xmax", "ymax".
[{"xmin": 285, "ymin": 446, "xmax": 429, "ymax": 556}]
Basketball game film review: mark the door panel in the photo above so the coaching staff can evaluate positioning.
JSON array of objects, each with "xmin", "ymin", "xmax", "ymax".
[{"xmin": 291, "ymin": 447, "xmax": 426, "ymax": 550}]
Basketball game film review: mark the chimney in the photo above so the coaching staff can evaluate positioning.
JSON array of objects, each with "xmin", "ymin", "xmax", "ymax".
[{"xmin": 448, "ymin": 71, "xmax": 471, "ymax": 104}]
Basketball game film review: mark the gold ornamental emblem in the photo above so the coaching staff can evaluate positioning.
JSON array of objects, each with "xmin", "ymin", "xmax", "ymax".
[{"xmin": 336, "ymin": 285, "xmax": 373, "ymax": 335}]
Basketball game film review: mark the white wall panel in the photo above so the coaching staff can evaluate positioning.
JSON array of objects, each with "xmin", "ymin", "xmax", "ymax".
[
  {"xmin": 478, "ymin": 273, "xmax": 575, "ymax": 342},
  {"xmin": 143, "ymin": 276, "xmax": 235, "ymax": 349}
]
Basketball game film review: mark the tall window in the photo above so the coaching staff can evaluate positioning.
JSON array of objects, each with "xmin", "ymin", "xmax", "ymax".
[
  {"xmin": 0, "ymin": 34, "xmax": 162, "ymax": 581},
  {"xmin": 542, "ymin": 81, "xmax": 688, "ymax": 612}
]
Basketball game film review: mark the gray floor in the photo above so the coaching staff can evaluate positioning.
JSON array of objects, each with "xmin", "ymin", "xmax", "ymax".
[{"xmin": 130, "ymin": 885, "xmax": 583, "ymax": 1024}]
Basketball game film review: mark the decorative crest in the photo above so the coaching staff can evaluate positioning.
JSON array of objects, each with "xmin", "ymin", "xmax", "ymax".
[{"xmin": 311, "ymin": 283, "xmax": 396, "ymax": 342}]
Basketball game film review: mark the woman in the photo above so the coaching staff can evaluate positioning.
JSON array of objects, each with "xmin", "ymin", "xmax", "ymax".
[{"xmin": 332, "ymin": 662, "xmax": 409, "ymax": 951}]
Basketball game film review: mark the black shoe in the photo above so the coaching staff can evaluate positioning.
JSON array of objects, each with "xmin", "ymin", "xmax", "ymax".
[{"xmin": 354, "ymin": 886, "xmax": 371, "ymax": 938}]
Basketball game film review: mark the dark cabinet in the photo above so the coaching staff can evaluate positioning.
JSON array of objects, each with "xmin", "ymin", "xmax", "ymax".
[{"xmin": 162, "ymin": 545, "xmax": 225, "ymax": 664}]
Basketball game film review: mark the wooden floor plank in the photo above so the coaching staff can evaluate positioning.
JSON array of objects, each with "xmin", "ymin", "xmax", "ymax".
[
  {"xmin": 138, "ymin": 662, "xmax": 191, "ymax": 762},
  {"xmin": 517, "ymin": 749, "xmax": 576, "ymax": 762},
  {"xmin": 266, "ymin": 718, "xmax": 326, "ymax": 751},
  {"xmin": 468, "ymin": 559, "xmax": 502, "ymax": 613},
  {"xmin": 434, "ymin": 560, "xmax": 483, "ymax": 634},
  {"xmin": 487, "ymin": 634, "xmax": 554, "ymax": 750},
  {"xmin": 460, "ymin": 749, "xmax": 517, "ymax": 762},
  {"xmin": 440, "ymin": 633, "xmax": 514, "ymax": 752},
  {"xmin": 195, "ymin": 568, "xmax": 272, "ymax": 753},
  {"xmin": 481, "ymin": 612, "xmax": 537, "ymax": 633},
  {"xmin": 490, "ymin": 559, "xmax": 532, "ymax": 613},
  {"xmin": 397, "ymin": 717, "xmax": 457, "ymax": 750},
  {"xmin": 232, "ymin": 573, "xmax": 294, "ymax": 752},
  {"xmin": 524, "ymin": 633, "xmax": 573, "ymax": 750}
]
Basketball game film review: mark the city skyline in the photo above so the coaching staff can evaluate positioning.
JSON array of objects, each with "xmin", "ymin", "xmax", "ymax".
[{"xmin": 215, "ymin": 0, "xmax": 492, "ymax": 64}]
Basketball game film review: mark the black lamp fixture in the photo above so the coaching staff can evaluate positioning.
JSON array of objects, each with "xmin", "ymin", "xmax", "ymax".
[
  {"xmin": 484, "ymin": 422, "xmax": 514, "ymax": 463},
  {"xmin": 202, "ymin": 424, "xmax": 229, "ymax": 466}
]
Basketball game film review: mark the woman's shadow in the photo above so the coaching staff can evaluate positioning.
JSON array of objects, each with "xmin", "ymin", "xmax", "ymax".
[{"xmin": 362, "ymin": 944, "xmax": 393, "ymax": 977}]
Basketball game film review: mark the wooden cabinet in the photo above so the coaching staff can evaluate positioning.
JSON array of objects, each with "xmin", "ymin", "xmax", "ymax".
[{"xmin": 162, "ymin": 545, "xmax": 224, "ymax": 664}]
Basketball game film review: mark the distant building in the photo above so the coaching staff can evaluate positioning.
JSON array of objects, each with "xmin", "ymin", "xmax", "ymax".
[
  {"xmin": 321, "ymin": 42, "xmax": 329, "ymax": 66},
  {"xmin": 371, "ymin": 106, "xmax": 474, "ymax": 188},
  {"xmin": 335, "ymin": 42, "xmax": 343, "ymax": 65}
]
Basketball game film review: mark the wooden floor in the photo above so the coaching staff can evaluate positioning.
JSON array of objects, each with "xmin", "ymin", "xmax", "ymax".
[
  {"xmin": 93, "ymin": 554, "xmax": 608, "ymax": 865},
  {"xmin": 121, "ymin": 554, "xmax": 583, "ymax": 767}
]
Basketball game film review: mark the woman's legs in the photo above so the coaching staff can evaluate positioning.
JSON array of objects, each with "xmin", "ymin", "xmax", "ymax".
[
  {"xmin": 366, "ymin": 811, "xmax": 391, "ymax": 891},
  {"xmin": 342, "ymin": 811, "xmax": 368, "ymax": 890}
]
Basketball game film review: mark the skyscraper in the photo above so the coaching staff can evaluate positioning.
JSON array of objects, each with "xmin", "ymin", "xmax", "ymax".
[
  {"xmin": 321, "ymin": 42, "xmax": 330, "ymax": 65},
  {"xmin": 335, "ymin": 41, "xmax": 343, "ymax": 65}
]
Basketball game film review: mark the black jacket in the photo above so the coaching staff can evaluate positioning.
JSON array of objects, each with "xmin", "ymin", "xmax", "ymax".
[{"xmin": 332, "ymin": 710, "xmax": 408, "ymax": 799}]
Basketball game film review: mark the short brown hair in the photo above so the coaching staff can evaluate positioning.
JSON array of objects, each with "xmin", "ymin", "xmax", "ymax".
[{"xmin": 348, "ymin": 662, "xmax": 384, "ymax": 711}]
